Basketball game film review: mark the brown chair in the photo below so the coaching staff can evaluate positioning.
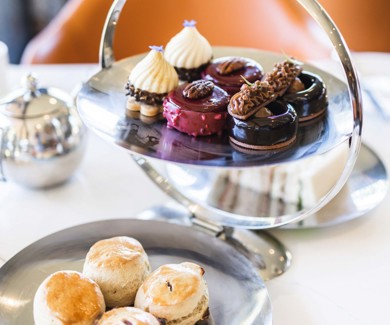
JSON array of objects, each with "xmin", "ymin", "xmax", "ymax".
[{"xmin": 21, "ymin": 0, "xmax": 333, "ymax": 64}]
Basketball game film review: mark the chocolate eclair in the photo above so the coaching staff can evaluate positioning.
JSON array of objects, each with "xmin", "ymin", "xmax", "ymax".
[
  {"xmin": 282, "ymin": 71, "xmax": 328, "ymax": 122},
  {"xmin": 202, "ymin": 56, "xmax": 263, "ymax": 95},
  {"xmin": 265, "ymin": 58, "xmax": 303, "ymax": 97},
  {"xmin": 228, "ymin": 80, "xmax": 298, "ymax": 150},
  {"xmin": 163, "ymin": 80, "xmax": 229, "ymax": 137}
]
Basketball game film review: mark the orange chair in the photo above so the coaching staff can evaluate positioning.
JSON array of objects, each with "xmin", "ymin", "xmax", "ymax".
[
  {"xmin": 320, "ymin": 0, "xmax": 390, "ymax": 53},
  {"xmin": 21, "ymin": 0, "xmax": 333, "ymax": 64}
]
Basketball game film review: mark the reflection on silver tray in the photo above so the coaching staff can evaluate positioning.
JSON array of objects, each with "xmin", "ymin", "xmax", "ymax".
[
  {"xmin": 163, "ymin": 143, "xmax": 387, "ymax": 228},
  {"xmin": 0, "ymin": 220, "xmax": 271, "ymax": 325},
  {"xmin": 77, "ymin": 47, "xmax": 352, "ymax": 167},
  {"xmin": 283, "ymin": 143, "xmax": 388, "ymax": 228}
]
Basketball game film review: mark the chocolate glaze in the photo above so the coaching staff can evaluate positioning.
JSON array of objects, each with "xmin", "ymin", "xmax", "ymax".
[
  {"xmin": 201, "ymin": 57, "xmax": 263, "ymax": 95},
  {"xmin": 282, "ymin": 71, "xmax": 327, "ymax": 122},
  {"xmin": 229, "ymin": 100, "xmax": 298, "ymax": 149},
  {"xmin": 163, "ymin": 83, "xmax": 230, "ymax": 136},
  {"xmin": 175, "ymin": 61, "xmax": 211, "ymax": 82},
  {"xmin": 125, "ymin": 81, "xmax": 166, "ymax": 105}
]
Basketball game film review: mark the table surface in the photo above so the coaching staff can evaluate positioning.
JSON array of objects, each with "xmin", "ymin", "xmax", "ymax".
[{"xmin": 1, "ymin": 53, "xmax": 390, "ymax": 325}]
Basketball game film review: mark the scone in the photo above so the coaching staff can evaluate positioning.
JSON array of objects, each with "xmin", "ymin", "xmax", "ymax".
[
  {"xmin": 83, "ymin": 236, "xmax": 151, "ymax": 308},
  {"xmin": 165, "ymin": 20, "xmax": 213, "ymax": 82},
  {"xmin": 126, "ymin": 46, "xmax": 179, "ymax": 116},
  {"xmin": 97, "ymin": 307, "xmax": 164, "ymax": 325},
  {"xmin": 163, "ymin": 80, "xmax": 229, "ymax": 136},
  {"xmin": 33, "ymin": 270, "xmax": 105, "ymax": 325},
  {"xmin": 135, "ymin": 262, "xmax": 209, "ymax": 325}
]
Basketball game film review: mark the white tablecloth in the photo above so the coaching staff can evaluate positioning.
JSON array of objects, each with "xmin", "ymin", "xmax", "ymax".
[{"xmin": 1, "ymin": 53, "xmax": 390, "ymax": 324}]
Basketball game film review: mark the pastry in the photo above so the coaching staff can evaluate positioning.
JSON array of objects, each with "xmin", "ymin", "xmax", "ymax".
[
  {"xmin": 282, "ymin": 70, "xmax": 328, "ymax": 122},
  {"xmin": 201, "ymin": 56, "xmax": 263, "ymax": 95},
  {"xmin": 134, "ymin": 262, "xmax": 209, "ymax": 325},
  {"xmin": 126, "ymin": 46, "xmax": 179, "ymax": 117},
  {"xmin": 33, "ymin": 270, "xmax": 105, "ymax": 325},
  {"xmin": 165, "ymin": 20, "xmax": 212, "ymax": 82},
  {"xmin": 97, "ymin": 307, "xmax": 164, "ymax": 325},
  {"xmin": 163, "ymin": 79, "xmax": 229, "ymax": 136},
  {"xmin": 264, "ymin": 58, "xmax": 303, "ymax": 97},
  {"xmin": 228, "ymin": 80, "xmax": 298, "ymax": 150},
  {"xmin": 83, "ymin": 236, "xmax": 151, "ymax": 308}
]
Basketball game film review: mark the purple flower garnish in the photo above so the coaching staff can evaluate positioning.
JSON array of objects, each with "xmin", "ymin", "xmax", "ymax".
[
  {"xmin": 183, "ymin": 20, "xmax": 197, "ymax": 27},
  {"xmin": 149, "ymin": 45, "xmax": 164, "ymax": 53}
]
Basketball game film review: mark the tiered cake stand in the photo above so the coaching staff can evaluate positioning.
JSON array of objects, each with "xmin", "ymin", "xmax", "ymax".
[{"xmin": 0, "ymin": 0, "xmax": 374, "ymax": 324}]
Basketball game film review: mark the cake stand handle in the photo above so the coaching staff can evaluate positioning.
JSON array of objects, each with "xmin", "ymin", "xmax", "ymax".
[{"xmin": 99, "ymin": 0, "xmax": 127, "ymax": 69}]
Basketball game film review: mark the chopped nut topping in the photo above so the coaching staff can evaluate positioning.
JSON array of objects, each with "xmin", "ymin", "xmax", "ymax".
[
  {"xmin": 216, "ymin": 58, "xmax": 246, "ymax": 75},
  {"xmin": 265, "ymin": 60, "xmax": 303, "ymax": 95},
  {"xmin": 183, "ymin": 80, "xmax": 214, "ymax": 99},
  {"xmin": 228, "ymin": 81, "xmax": 276, "ymax": 118}
]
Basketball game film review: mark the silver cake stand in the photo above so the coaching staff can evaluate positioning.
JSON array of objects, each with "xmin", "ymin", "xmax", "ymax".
[
  {"xmin": 0, "ymin": 1, "xmax": 368, "ymax": 324},
  {"xmin": 78, "ymin": 0, "xmax": 363, "ymax": 286}
]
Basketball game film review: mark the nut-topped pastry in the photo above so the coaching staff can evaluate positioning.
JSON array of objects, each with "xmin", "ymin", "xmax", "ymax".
[
  {"xmin": 283, "ymin": 70, "xmax": 328, "ymax": 123},
  {"xmin": 202, "ymin": 56, "xmax": 263, "ymax": 95},
  {"xmin": 126, "ymin": 46, "xmax": 179, "ymax": 116},
  {"xmin": 134, "ymin": 262, "xmax": 209, "ymax": 325},
  {"xmin": 228, "ymin": 80, "xmax": 298, "ymax": 150},
  {"xmin": 163, "ymin": 79, "xmax": 230, "ymax": 137},
  {"xmin": 165, "ymin": 20, "xmax": 213, "ymax": 82},
  {"xmin": 228, "ymin": 80, "xmax": 276, "ymax": 119},
  {"xmin": 265, "ymin": 58, "xmax": 303, "ymax": 97}
]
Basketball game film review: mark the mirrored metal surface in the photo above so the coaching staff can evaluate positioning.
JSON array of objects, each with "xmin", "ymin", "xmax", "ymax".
[
  {"xmin": 77, "ymin": 47, "xmax": 352, "ymax": 168},
  {"xmin": 0, "ymin": 219, "xmax": 271, "ymax": 325},
  {"xmin": 282, "ymin": 143, "xmax": 388, "ymax": 228},
  {"xmin": 137, "ymin": 204, "xmax": 292, "ymax": 281}
]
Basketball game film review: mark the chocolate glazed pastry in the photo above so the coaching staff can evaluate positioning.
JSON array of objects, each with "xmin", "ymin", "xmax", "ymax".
[
  {"xmin": 282, "ymin": 71, "xmax": 328, "ymax": 123},
  {"xmin": 229, "ymin": 100, "xmax": 298, "ymax": 150},
  {"xmin": 202, "ymin": 56, "xmax": 263, "ymax": 95}
]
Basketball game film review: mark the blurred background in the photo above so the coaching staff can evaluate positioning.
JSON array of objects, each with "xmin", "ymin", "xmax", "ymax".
[
  {"xmin": 0, "ymin": 0, "xmax": 67, "ymax": 63},
  {"xmin": 0, "ymin": 0, "xmax": 389, "ymax": 64}
]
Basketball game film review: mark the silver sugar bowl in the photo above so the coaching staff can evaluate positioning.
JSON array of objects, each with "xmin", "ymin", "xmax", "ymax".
[{"xmin": 0, "ymin": 74, "xmax": 87, "ymax": 188}]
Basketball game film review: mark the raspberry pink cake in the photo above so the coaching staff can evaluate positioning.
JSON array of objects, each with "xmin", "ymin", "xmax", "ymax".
[
  {"xmin": 163, "ymin": 80, "xmax": 229, "ymax": 137},
  {"xmin": 201, "ymin": 56, "xmax": 263, "ymax": 95}
]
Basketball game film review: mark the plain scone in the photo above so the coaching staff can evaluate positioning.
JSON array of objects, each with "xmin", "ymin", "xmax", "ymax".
[
  {"xmin": 135, "ymin": 262, "xmax": 209, "ymax": 325},
  {"xmin": 33, "ymin": 270, "xmax": 105, "ymax": 325},
  {"xmin": 83, "ymin": 236, "xmax": 151, "ymax": 307},
  {"xmin": 96, "ymin": 307, "xmax": 163, "ymax": 325}
]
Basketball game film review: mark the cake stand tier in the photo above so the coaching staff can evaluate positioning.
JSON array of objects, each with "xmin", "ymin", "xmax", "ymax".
[
  {"xmin": 78, "ymin": 47, "xmax": 352, "ymax": 168},
  {"xmin": 0, "ymin": 219, "xmax": 272, "ymax": 324}
]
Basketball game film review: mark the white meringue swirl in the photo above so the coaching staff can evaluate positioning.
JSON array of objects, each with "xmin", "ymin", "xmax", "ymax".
[
  {"xmin": 129, "ymin": 48, "xmax": 178, "ymax": 94},
  {"xmin": 165, "ymin": 26, "xmax": 213, "ymax": 69}
]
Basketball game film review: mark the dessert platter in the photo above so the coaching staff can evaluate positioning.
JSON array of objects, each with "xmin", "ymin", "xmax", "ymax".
[
  {"xmin": 0, "ymin": 0, "xmax": 367, "ymax": 324},
  {"xmin": 0, "ymin": 219, "xmax": 271, "ymax": 324}
]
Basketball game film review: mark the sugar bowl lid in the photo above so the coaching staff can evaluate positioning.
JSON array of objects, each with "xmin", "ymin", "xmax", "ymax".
[{"xmin": 0, "ymin": 74, "xmax": 74, "ymax": 119}]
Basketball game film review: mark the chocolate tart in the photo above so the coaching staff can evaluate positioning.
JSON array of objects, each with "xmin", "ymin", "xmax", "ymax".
[
  {"xmin": 229, "ymin": 100, "xmax": 298, "ymax": 150},
  {"xmin": 163, "ymin": 80, "xmax": 229, "ymax": 137},
  {"xmin": 201, "ymin": 57, "xmax": 263, "ymax": 95},
  {"xmin": 282, "ymin": 71, "xmax": 327, "ymax": 123}
]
